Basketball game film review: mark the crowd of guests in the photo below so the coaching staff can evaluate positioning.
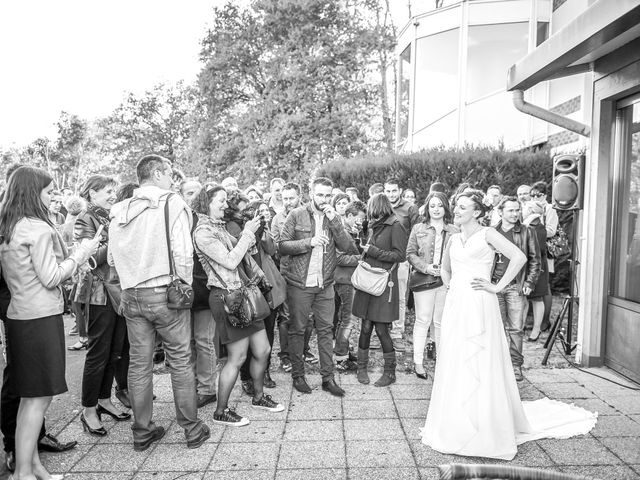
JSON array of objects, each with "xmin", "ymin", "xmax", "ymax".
[{"xmin": 0, "ymin": 155, "xmax": 558, "ymax": 478}]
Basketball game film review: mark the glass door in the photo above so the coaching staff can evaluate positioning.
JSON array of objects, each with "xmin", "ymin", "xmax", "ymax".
[{"xmin": 606, "ymin": 93, "xmax": 640, "ymax": 382}]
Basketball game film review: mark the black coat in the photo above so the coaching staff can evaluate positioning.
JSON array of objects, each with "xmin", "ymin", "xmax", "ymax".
[{"xmin": 352, "ymin": 214, "xmax": 408, "ymax": 323}]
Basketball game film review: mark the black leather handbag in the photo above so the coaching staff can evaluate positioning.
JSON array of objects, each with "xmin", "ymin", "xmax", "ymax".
[
  {"xmin": 164, "ymin": 195, "xmax": 194, "ymax": 310},
  {"xmin": 409, "ymin": 232, "xmax": 446, "ymax": 293}
]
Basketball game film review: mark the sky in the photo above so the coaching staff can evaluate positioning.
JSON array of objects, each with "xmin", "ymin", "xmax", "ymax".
[
  {"xmin": 0, "ymin": 0, "xmax": 410, "ymax": 150},
  {"xmin": 0, "ymin": 0, "xmax": 224, "ymax": 148}
]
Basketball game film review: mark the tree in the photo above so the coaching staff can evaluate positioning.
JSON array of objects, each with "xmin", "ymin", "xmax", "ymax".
[
  {"xmin": 98, "ymin": 81, "xmax": 205, "ymax": 180},
  {"xmin": 195, "ymin": 0, "xmax": 396, "ymax": 183}
]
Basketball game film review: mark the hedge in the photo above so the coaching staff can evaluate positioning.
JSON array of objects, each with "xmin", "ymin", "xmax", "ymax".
[{"xmin": 317, "ymin": 146, "xmax": 553, "ymax": 202}]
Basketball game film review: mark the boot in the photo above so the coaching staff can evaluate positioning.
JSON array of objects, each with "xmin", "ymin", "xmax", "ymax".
[
  {"xmin": 375, "ymin": 352, "xmax": 397, "ymax": 387},
  {"xmin": 356, "ymin": 348, "xmax": 370, "ymax": 385}
]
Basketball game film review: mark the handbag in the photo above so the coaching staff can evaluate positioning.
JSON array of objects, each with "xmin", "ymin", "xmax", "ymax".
[
  {"xmin": 164, "ymin": 194, "xmax": 195, "ymax": 310},
  {"xmin": 351, "ymin": 261, "xmax": 397, "ymax": 301},
  {"xmin": 409, "ymin": 231, "xmax": 446, "ymax": 293},
  {"xmin": 209, "ymin": 256, "xmax": 270, "ymax": 328},
  {"xmin": 546, "ymin": 226, "xmax": 570, "ymax": 259},
  {"xmin": 94, "ymin": 264, "xmax": 123, "ymax": 314}
]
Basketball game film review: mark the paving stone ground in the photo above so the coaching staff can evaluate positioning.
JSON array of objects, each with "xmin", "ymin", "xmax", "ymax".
[{"xmin": 2, "ymin": 310, "xmax": 640, "ymax": 480}]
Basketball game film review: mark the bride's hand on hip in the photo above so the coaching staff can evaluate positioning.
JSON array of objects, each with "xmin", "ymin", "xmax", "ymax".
[{"xmin": 471, "ymin": 277, "xmax": 499, "ymax": 293}]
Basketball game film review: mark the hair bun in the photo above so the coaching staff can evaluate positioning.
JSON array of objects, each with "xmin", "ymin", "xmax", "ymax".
[{"xmin": 64, "ymin": 195, "xmax": 86, "ymax": 216}]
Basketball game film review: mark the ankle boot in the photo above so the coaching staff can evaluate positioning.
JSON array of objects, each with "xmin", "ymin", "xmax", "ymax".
[
  {"xmin": 357, "ymin": 348, "xmax": 370, "ymax": 385},
  {"xmin": 375, "ymin": 352, "xmax": 397, "ymax": 387}
]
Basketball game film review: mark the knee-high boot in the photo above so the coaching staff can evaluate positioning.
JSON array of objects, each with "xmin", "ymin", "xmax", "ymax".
[
  {"xmin": 357, "ymin": 348, "xmax": 370, "ymax": 385},
  {"xmin": 375, "ymin": 352, "xmax": 396, "ymax": 387}
]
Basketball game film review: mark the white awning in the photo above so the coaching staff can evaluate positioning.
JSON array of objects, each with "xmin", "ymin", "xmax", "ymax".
[{"xmin": 507, "ymin": 0, "xmax": 640, "ymax": 91}]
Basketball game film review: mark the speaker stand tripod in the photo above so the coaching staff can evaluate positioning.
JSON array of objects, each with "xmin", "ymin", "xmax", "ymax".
[{"xmin": 542, "ymin": 210, "xmax": 579, "ymax": 365}]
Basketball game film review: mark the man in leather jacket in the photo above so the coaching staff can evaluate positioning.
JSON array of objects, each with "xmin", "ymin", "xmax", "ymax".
[{"xmin": 490, "ymin": 196, "xmax": 541, "ymax": 381}]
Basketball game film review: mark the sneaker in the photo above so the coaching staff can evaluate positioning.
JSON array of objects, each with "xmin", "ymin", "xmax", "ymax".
[
  {"xmin": 213, "ymin": 407, "xmax": 250, "ymax": 427},
  {"xmin": 241, "ymin": 379, "xmax": 256, "ymax": 396},
  {"xmin": 304, "ymin": 352, "xmax": 318, "ymax": 364},
  {"xmin": 391, "ymin": 337, "xmax": 404, "ymax": 351},
  {"xmin": 426, "ymin": 342, "xmax": 435, "ymax": 360},
  {"xmin": 336, "ymin": 359, "xmax": 356, "ymax": 372},
  {"xmin": 280, "ymin": 357, "xmax": 292, "ymax": 372},
  {"xmin": 252, "ymin": 394, "xmax": 284, "ymax": 412}
]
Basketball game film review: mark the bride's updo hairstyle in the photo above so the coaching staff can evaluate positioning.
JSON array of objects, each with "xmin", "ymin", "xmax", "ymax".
[{"xmin": 455, "ymin": 189, "xmax": 488, "ymax": 220}]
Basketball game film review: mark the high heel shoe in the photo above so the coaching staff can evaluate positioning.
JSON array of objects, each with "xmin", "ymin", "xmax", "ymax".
[
  {"xmin": 80, "ymin": 413, "xmax": 107, "ymax": 436},
  {"xmin": 414, "ymin": 365, "xmax": 428, "ymax": 380},
  {"xmin": 96, "ymin": 404, "xmax": 131, "ymax": 421}
]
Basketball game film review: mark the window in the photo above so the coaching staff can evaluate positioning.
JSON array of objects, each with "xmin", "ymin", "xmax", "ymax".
[
  {"xmin": 611, "ymin": 97, "xmax": 640, "ymax": 303},
  {"xmin": 536, "ymin": 22, "xmax": 549, "ymax": 46},
  {"xmin": 398, "ymin": 45, "xmax": 411, "ymax": 144},
  {"xmin": 466, "ymin": 22, "xmax": 529, "ymax": 102},
  {"xmin": 413, "ymin": 28, "xmax": 459, "ymax": 132}
]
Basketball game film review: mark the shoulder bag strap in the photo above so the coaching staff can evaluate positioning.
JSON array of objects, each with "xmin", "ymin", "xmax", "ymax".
[
  {"xmin": 437, "ymin": 229, "xmax": 447, "ymax": 264},
  {"xmin": 193, "ymin": 225, "xmax": 231, "ymax": 291},
  {"xmin": 164, "ymin": 193, "xmax": 177, "ymax": 281}
]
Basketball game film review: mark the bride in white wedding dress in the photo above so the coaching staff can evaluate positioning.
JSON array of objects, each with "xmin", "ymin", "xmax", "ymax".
[{"xmin": 421, "ymin": 190, "xmax": 597, "ymax": 461}]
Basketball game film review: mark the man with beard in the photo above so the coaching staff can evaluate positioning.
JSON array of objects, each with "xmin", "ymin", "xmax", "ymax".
[
  {"xmin": 279, "ymin": 177, "xmax": 355, "ymax": 396},
  {"xmin": 271, "ymin": 183, "xmax": 315, "ymax": 372}
]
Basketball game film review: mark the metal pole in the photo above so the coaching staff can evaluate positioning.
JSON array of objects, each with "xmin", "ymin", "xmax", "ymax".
[{"xmin": 565, "ymin": 210, "xmax": 579, "ymax": 354}]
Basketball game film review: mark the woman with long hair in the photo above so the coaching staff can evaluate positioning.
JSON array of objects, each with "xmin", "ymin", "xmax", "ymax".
[
  {"xmin": 75, "ymin": 175, "xmax": 131, "ymax": 437},
  {"xmin": 0, "ymin": 166, "xmax": 98, "ymax": 480},
  {"xmin": 192, "ymin": 186, "xmax": 284, "ymax": 426},
  {"xmin": 353, "ymin": 193, "xmax": 408, "ymax": 387},
  {"xmin": 406, "ymin": 192, "xmax": 458, "ymax": 378},
  {"xmin": 421, "ymin": 190, "xmax": 596, "ymax": 460}
]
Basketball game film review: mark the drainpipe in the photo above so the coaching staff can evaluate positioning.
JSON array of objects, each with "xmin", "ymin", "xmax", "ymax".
[{"xmin": 512, "ymin": 90, "xmax": 590, "ymax": 137}]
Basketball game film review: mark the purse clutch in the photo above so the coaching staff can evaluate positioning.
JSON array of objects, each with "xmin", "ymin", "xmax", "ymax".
[{"xmin": 408, "ymin": 271, "xmax": 443, "ymax": 292}]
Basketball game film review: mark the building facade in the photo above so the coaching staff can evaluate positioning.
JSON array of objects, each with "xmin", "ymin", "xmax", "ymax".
[
  {"xmin": 508, "ymin": 0, "xmax": 640, "ymax": 383},
  {"xmin": 395, "ymin": 0, "xmax": 590, "ymax": 153}
]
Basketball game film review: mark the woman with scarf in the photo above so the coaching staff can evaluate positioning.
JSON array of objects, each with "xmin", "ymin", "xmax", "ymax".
[{"xmin": 75, "ymin": 175, "xmax": 131, "ymax": 436}]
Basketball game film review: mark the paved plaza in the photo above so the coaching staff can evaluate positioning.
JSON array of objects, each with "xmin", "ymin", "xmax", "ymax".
[
  {"xmin": 3, "ymin": 348, "xmax": 639, "ymax": 479},
  {"xmin": 2, "ymin": 312, "xmax": 640, "ymax": 480}
]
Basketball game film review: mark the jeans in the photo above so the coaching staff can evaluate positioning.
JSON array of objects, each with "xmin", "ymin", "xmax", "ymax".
[
  {"xmin": 413, "ymin": 285, "xmax": 447, "ymax": 365},
  {"xmin": 287, "ymin": 284, "xmax": 334, "ymax": 380},
  {"xmin": 392, "ymin": 261, "xmax": 410, "ymax": 337},
  {"xmin": 121, "ymin": 286, "xmax": 204, "ymax": 444},
  {"xmin": 191, "ymin": 310, "xmax": 217, "ymax": 396},
  {"xmin": 277, "ymin": 301, "xmax": 313, "ymax": 360},
  {"xmin": 497, "ymin": 284, "xmax": 526, "ymax": 368},
  {"xmin": 333, "ymin": 284, "xmax": 356, "ymax": 358}
]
